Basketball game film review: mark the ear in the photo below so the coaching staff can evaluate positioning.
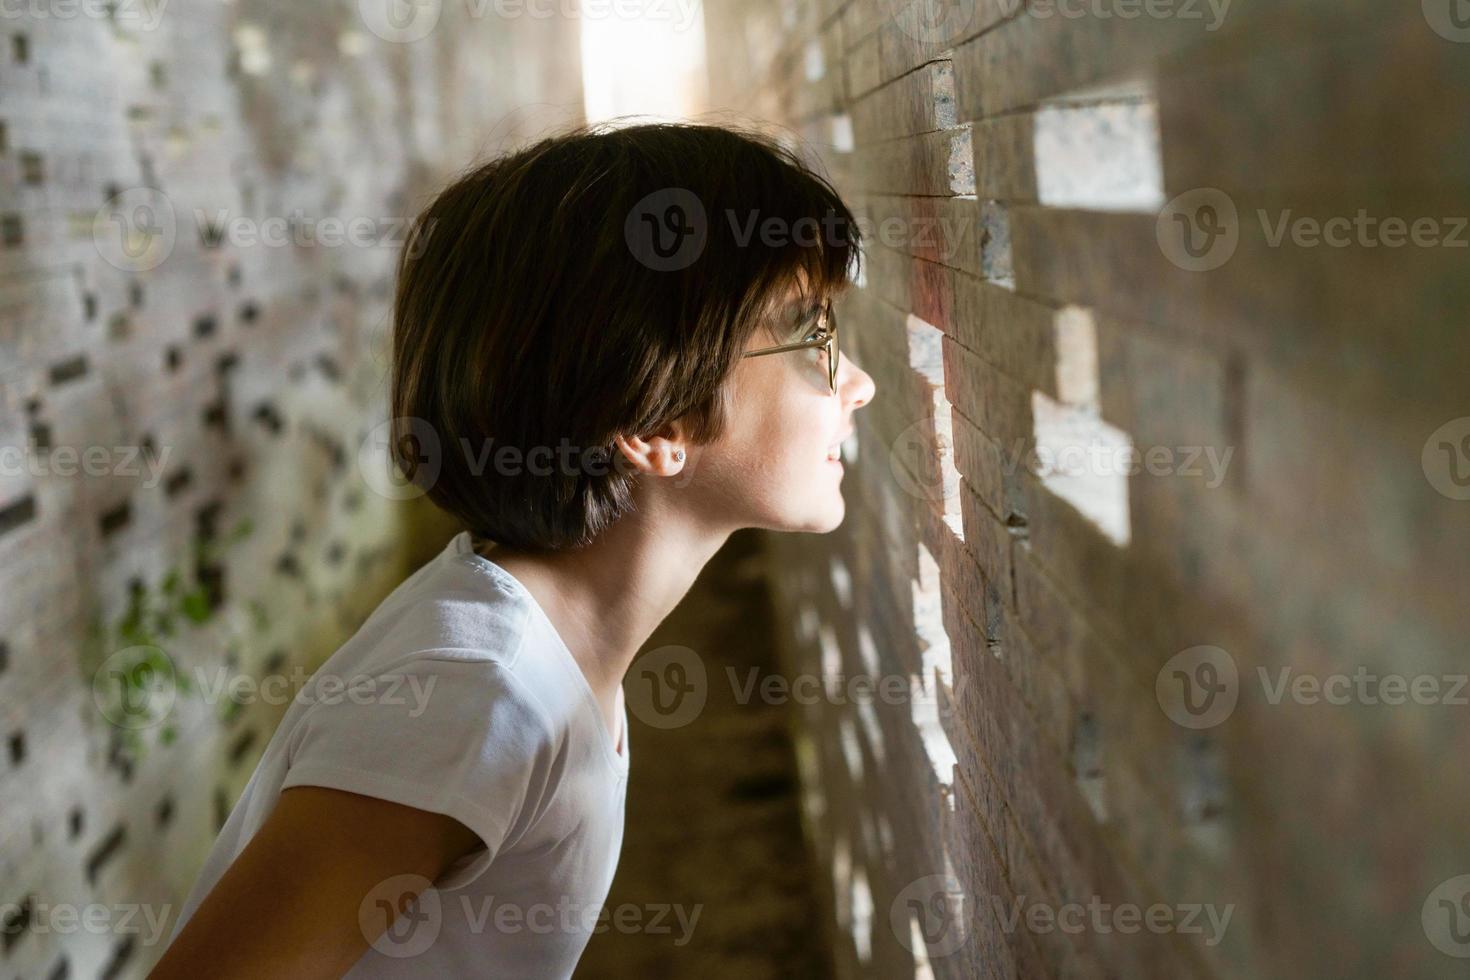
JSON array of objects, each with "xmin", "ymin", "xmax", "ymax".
[{"xmin": 613, "ymin": 425, "xmax": 688, "ymax": 477}]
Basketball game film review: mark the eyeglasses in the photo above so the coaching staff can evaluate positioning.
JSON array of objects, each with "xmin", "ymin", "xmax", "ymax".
[{"xmin": 741, "ymin": 299, "xmax": 840, "ymax": 394}]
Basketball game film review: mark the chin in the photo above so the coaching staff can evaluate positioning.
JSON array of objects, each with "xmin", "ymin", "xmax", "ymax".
[
  {"xmin": 816, "ymin": 511, "xmax": 846, "ymax": 533},
  {"xmin": 759, "ymin": 499, "xmax": 846, "ymax": 535},
  {"xmin": 810, "ymin": 496, "xmax": 847, "ymax": 533},
  {"xmin": 755, "ymin": 466, "xmax": 850, "ymax": 533}
]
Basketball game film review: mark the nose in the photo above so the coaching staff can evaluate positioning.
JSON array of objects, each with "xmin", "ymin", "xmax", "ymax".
[{"xmin": 838, "ymin": 353, "xmax": 876, "ymax": 409}]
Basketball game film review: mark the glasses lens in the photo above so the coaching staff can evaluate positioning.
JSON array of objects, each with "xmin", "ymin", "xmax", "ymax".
[{"xmin": 827, "ymin": 311, "xmax": 839, "ymax": 393}]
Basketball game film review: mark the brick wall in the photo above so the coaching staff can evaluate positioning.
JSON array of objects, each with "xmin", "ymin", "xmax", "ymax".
[
  {"xmin": 0, "ymin": 5, "xmax": 581, "ymax": 977},
  {"xmin": 705, "ymin": 1, "xmax": 1470, "ymax": 977}
]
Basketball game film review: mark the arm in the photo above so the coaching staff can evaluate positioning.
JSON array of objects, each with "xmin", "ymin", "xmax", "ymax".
[{"xmin": 149, "ymin": 785, "xmax": 483, "ymax": 978}]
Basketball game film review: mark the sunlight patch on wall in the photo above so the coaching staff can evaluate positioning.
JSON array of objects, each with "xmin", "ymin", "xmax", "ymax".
[
  {"xmin": 1033, "ymin": 84, "xmax": 1163, "ymax": 213},
  {"xmin": 911, "ymin": 542, "xmax": 957, "ymax": 786},
  {"xmin": 1031, "ymin": 306, "xmax": 1133, "ymax": 546},
  {"xmin": 906, "ymin": 314, "xmax": 964, "ymax": 540}
]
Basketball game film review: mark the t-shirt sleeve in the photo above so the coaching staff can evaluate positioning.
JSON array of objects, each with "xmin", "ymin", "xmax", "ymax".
[{"xmin": 279, "ymin": 655, "xmax": 556, "ymax": 890}]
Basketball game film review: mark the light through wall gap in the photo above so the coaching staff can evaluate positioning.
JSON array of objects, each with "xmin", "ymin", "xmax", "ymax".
[
  {"xmin": 1033, "ymin": 79, "xmax": 1164, "ymax": 213},
  {"xmin": 904, "ymin": 314, "xmax": 964, "ymax": 541}
]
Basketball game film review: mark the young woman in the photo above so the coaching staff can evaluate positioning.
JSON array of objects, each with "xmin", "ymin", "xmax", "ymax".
[{"xmin": 152, "ymin": 121, "xmax": 876, "ymax": 978}]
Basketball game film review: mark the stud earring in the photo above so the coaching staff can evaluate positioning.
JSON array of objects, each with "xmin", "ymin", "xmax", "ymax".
[{"xmin": 673, "ymin": 448, "xmax": 685, "ymax": 462}]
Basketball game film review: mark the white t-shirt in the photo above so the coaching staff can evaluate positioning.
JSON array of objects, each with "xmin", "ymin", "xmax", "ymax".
[{"xmin": 165, "ymin": 530, "xmax": 630, "ymax": 978}]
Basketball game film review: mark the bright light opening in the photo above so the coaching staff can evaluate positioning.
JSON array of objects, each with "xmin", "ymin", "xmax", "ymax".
[{"xmin": 580, "ymin": 3, "xmax": 709, "ymax": 123}]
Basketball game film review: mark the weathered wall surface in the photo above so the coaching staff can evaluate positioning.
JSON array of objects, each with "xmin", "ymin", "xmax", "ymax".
[
  {"xmin": 705, "ymin": 1, "xmax": 1470, "ymax": 977},
  {"xmin": 0, "ymin": 4, "xmax": 581, "ymax": 976}
]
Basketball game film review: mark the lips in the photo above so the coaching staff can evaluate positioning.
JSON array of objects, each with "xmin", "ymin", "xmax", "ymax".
[{"xmin": 826, "ymin": 428, "xmax": 854, "ymax": 462}]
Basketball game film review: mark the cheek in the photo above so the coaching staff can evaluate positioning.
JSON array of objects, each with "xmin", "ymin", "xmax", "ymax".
[
  {"xmin": 755, "ymin": 375, "xmax": 833, "ymax": 475},
  {"xmin": 708, "ymin": 357, "xmax": 833, "ymax": 482}
]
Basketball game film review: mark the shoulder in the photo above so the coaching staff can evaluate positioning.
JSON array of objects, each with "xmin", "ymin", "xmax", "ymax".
[
  {"xmin": 284, "ymin": 649, "xmax": 563, "ymax": 796},
  {"xmin": 352, "ymin": 536, "xmax": 544, "ymax": 675},
  {"xmin": 288, "ymin": 532, "xmax": 570, "ymax": 739}
]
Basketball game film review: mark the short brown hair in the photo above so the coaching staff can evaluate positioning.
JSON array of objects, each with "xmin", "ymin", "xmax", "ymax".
[{"xmin": 389, "ymin": 120, "xmax": 861, "ymax": 551}]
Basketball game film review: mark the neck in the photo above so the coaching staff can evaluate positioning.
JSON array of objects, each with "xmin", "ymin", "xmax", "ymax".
[{"xmin": 473, "ymin": 493, "xmax": 732, "ymax": 704}]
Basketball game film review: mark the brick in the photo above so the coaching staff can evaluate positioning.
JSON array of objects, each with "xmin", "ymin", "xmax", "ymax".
[
  {"xmin": 951, "ymin": 409, "xmax": 1009, "ymax": 518},
  {"xmin": 950, "ymin": 271, "xmax": 1060, "ymax": 395},
  {"xmin": 860, "ymin": 193, "xmax": 983, "ymax": 277},
  {"xmin": 972, "ymin": 112, "xmax": 1040, "ymax": 202},
  {"xmin": 852, "ymin": 126, "xmax": 976, "ymax": 196},
  {"xmin": 951, "ymin": 8, "xmax": 1210, "ymax": 120},
  {"xmin": 942, "ymin": 333, "xmax": 1035, "ymax": 452},
  {"xmin": 1158, "ymin": 9, "xmax": 1470, "ymax": 194},
  {"xmin": 850, "ymin": 61, "xmax": 958, "ymax": 144},
  {"xmin": 1095, "ymin": 313, "xmax": 1233, "ymax": 455},
  {"xmin": 958, "ymin": 479, "xmax": 1015, "ymax": 608}
]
